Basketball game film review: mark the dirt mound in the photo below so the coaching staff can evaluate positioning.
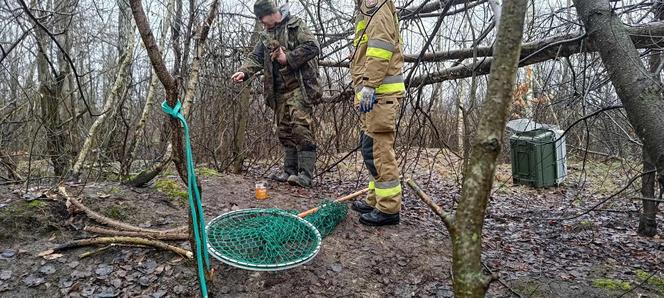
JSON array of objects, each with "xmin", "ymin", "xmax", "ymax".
[{"xmin": 0, "ymin": 199, "xmax": 68, "ymax": 243}]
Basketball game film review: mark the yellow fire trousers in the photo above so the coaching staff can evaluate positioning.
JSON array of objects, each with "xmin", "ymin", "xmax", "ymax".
[{"xmin": 359, "ymin": 95, "xmax": 402, "ymax": 214}]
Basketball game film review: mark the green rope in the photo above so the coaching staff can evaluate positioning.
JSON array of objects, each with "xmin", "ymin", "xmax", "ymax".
[{"xmin": 161, "ymin": 100, "xmax": 210, "ymax": 297}]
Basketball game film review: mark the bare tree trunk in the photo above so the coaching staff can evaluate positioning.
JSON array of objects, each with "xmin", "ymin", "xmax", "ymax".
[
  {"xmin": 180, "ymin": 0, "xmax": 196, "ymax": 79},
  {"xmin": 452, "ymin": 0, "xmax": 528, "ymax": 296},
  {"xmin": 130, "ymin": 2, "xmax": 219, "ymax": 295},
  {"xmin": 34, "ymin": 3, "xmax": 70, "ymax": 177},
  {"xmin": 130, "ymin": 0, "xmax": 188, "ymax": 185},
  {"xmin": 56, "ymin": 0, "xmax": 76, "ymax": 159},
  {"xmin": 122, "ymin": 71, "xmax": 160, "ymax": 177},
  {"xmin": 639, "ymin": 151, "xmax": 658, "ymax": 235},
  {"xmin": 122, "ymin": 0, "xmax": 176, "ymax": 178},
  {"xmin": 638, "ymin": 2, "xmax": 664, "ymax": 236},
  {"xmin": 573, "ymin": 0, "xmax": 664, "ymax": 237},
  {"xmin": 126, "ymin": 0, "xmax": 218, "ymax": 187},
  {"xmin": 455, "ymin": 83, "xmax": 465, "ymax": 154},
  {"xmin": 182, "ymin": 0, "xmax": 218, "ymax": 116},
  {"xmin": 72, "ymin": 27, "xmax": 136, "ymax": 179}
]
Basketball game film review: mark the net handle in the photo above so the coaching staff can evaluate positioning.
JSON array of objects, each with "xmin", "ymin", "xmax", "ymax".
[{"xmin": 297, "ymin": 188, "xmax": 370, "ymax": 218}]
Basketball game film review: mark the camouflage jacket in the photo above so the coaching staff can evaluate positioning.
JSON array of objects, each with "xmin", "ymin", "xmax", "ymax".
[{"xmin": 239, "ymin": 5, "xmax": 321, "ymax": 109}]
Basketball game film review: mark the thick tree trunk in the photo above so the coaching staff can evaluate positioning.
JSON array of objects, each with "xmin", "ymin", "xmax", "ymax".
[
  {"xmin": 639, "ymin": 151, "xmax": 658, "ymax": 236},
  {"xmin": 573, "ymin": 0, "xmax": 664, "ymax": 237},
  {"xmin": 638, "ymin": 2, "xmax": 664, "ymax": 237},
  {"xmin": 34, "ymin": 7, "xmax": 70, "ymax": 177},
  {"xmin": 451, "ymin": 0, "xmax": 528, "ymax": 297}
]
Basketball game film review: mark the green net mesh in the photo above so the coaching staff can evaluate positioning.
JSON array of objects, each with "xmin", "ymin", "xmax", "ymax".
[
  {"xmin": 206, "ymin": 201, "xmax": 348, "ymax": 270},
  {"xmin": 303, "ymin": 200, "xmax": 348, "ymax": 237}
]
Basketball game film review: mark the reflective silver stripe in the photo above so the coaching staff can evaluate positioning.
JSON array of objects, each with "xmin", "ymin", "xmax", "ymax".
[
  {"xmin": 375, "ymin": 180, "xmax": 400, "ymax": 189},
  {"xmin": 366, "ymin": 7, "xmax": 378, "ymax": 14},
  {"xmin": 367, "ymin": 39, "xmax": 395, "ymax": 52},
  {"xmin": 382, "ymin": 75, "xmax": 404, "ymax": 84}
]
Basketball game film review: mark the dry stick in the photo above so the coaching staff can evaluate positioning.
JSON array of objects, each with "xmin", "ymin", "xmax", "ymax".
[
  {"xmin": 297, "ymin": 188, "xmax": 369, "ymax": 218},
  {"xmin": 84, "ymin": 226, "xmax": 189, "ymax": 241},
  {"xmin": 53, "ymin": 236, "xmax": 192, "ymax": 259},
  {"xmin": 79, "ymin": 245, "xmax": 112, "ymax": 258},
  {"xmin": 405, "ymin": 179, "xmax": 456, "ymax": 234},
  {"xmin": 59, "ymin": 186, "xmax": 187, "ymax": 234}
]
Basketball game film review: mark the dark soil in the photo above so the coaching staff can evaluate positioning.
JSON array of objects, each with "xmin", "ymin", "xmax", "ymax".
[{"xmin": 0, "ymin": 156, "xmax": 662, "ymax": 297}]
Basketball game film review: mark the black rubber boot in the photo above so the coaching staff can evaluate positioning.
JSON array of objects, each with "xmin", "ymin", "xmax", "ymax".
[
  {"xmin": 270, "ymin": 147, "xmax": 297, "ymax": 182},
  {"xmin": 359, "ymin": 209, "xmax": 400, "ymax": 226},
  {"xmin": 287, "ymin": 150, "xmax": 316, "ymax": 187},
  {"xmin": 351, "ymin": 200, "xmax": 375, "ymax": 214}
]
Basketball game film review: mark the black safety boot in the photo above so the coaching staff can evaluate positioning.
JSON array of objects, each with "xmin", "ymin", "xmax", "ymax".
[
  {"xmin": 351, "ymin": 200, "xmax": 375, "ymax": 214},
  {"xmin": 270, "ymin": 147, "xmax": 297, "ymax": 182},
  {"xmin": 359, "ymin": 209, "xmax": 400, "ymax": 226}
]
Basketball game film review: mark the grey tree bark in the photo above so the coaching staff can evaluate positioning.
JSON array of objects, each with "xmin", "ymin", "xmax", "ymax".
[
  {"xmin": 33, "ymin": 0, "xmax": 72, "ymax": 177},
  {"xmin": 451, "ymin": 0, "xmax": 528, "ymax": 296},
  {"xmin": 130, "ymin": 2, "xmax": 219, "ymax": 295},
  {"xmin": 122, "ymin": 0, "xmax": 175, "ymax": 179},
  {"xmin": 639, "ymin": 2, "xmax": 664, "ymax": 236},
  {"xmin": 573, "ymin": 0, "xmax": 664, "ymax": 237}
]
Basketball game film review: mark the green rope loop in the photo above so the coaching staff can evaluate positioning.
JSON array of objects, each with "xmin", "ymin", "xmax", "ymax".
[
  {"xmin": 161, "ymin": 100, "xmax": 210, "ymax": 297},
  {"xmin": 161, "ymin": 100, "xmax": 182, "ymax": 119}
]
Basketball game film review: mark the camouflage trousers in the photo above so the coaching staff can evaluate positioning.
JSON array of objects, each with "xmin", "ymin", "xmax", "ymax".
[{"xmin": 274, "ymin": 88, "xmax": 316, "ymax": 151}]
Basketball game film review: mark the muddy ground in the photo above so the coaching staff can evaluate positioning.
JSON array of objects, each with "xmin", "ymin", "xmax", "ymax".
[{"xmin": 0, "ymin": 153, "xmax": 663, "ymax": 297}]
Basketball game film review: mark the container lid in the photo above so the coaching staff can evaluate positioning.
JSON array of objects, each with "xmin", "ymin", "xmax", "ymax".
[
  {"xmin": 506, "ymin": 118, "xmax": 559, "ymax": 134},
  {"xmin": 510, "ymin": 128, "xmax": 554, "ymax": 141}
]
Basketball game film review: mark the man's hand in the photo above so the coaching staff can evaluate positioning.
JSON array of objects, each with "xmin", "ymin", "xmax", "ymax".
[
  {"xmin": 231, "ymin": 72, "xmax": 245, "ymax": 83},
  {"xmin": 270, "ymin": 47, "xmax": 288, "ymax": 65},
  {"xmin": 358, "ymin": 86, "xmax": 376, "ymax": 113}
]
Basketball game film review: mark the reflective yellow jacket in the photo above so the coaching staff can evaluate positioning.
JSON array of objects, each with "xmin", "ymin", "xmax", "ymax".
[{"xmin": 351, "ymin": 0, "xmax": 405, "ymax": 98}]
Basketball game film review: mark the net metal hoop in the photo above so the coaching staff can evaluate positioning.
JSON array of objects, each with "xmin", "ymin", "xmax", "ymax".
[{"xmin": 206, "ymin": 209, "xmax": 322, "ymax": 271}]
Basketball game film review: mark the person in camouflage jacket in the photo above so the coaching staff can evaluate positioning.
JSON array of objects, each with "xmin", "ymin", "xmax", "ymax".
[{"xmin": 232, "ymin": 0, "xmax": 321, "ymax": 188}]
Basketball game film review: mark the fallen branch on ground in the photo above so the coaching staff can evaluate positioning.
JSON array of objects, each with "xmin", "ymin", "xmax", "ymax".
[
  {"xmin": 59, "ymin": 186, "xmax": 187, "ymax": 234},
  {"xmin": 79, "ymin": 245, "xmax": 112, "ymax": 258},
  {"xmin": 405, "ymin": 179, "xmax": 456, "ymax": 235},
  {"xmin": 51, "ymin": 236, "xmax": 193, "ymax": 258},
  {"xmin": 84, "ymin": 225, "xmax": 189, "ymax": 240}
]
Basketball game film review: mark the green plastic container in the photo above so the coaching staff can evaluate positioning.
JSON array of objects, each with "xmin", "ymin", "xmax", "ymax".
[{"xmin": 509, "ymin": 128, "xmax": 566, "ymax": 188}]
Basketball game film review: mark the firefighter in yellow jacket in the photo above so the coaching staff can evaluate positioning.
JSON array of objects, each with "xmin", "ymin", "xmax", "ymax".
[{"xmin": 349, "ymin": 0, "xmax": 404, "ymax": 226}]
